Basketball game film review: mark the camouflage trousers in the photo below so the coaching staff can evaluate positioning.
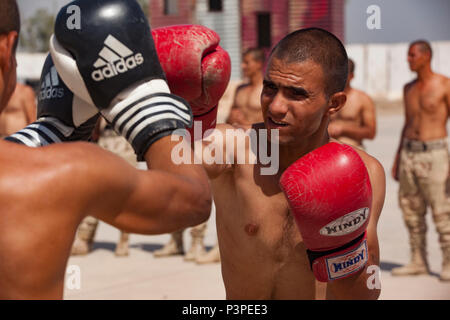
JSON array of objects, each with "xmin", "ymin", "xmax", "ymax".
[
  {"xmin": 97, "ymin": 129, "xmax": 138, "ymax": 166},
  {"xmin": 78, "ymin": 130, "xmax": 137, "ymax": 242},
  {"xmin": 398, "ymin": 138, "xmax": 450, "ymax": 251}
]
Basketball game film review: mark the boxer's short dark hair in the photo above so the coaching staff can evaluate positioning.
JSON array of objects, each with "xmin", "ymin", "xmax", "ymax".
[
  {"xmin": 269, "ymin": 27, "xmax": 348, "ymax": 98},
  {"xmin": 0, "ymin": 0, "xmax": 20, "ymax": 50}
]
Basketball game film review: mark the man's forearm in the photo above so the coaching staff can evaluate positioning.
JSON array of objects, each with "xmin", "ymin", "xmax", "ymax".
[
  {"xmin": 142, "ymin": 135, "xmax": 212, "ymax": 227},
  {"xmin": 327, "ymin": 260, "xmax": 381, "ymax": 300},
  {"xmin": 144, "ymin": 135, "xmax": 209, "ymax": 188},
  {"xmin": 341, "ymin": 125, "xmax": 375, "ymax": 141}
]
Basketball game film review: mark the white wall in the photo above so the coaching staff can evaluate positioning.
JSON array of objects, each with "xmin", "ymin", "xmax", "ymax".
[
  {"xmin": 16, "ymin": 52, "xmax": 47, "ymax": 81},
  {"xmin": 346, "ymin": 41, "xmax": 450, "ymax": 101},
  {"xmin": 194, "ymin": 0, "xmax": 242, "ymax": 80},
  {"xmin": 16, "ymin": 41, "xmax": 449, "ymax": 104}
]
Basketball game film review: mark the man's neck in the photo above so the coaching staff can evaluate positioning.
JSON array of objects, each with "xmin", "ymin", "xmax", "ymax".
[
  {"xmin": 344, "ymin": 83, "xmax": 352, "ymax": 93},
  {"xmin": 416, "ymin": 65, "xmax": 433, "ymax": 82},
  {"xmin": 278, "ymin": 120, "xmax": 330, "ymax": 172},
  {"xmin": 249, "ymin": 72, "xmax": 263, "ymax": 86}
]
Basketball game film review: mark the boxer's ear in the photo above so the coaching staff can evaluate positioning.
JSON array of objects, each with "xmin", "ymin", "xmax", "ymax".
[
  {"xmin": 326, "ymin": 91, "xmax": 346, "ymax": 116},
  {"xmin": 0, "ymin": 31, "xmax": 18, "ymax": 71}
]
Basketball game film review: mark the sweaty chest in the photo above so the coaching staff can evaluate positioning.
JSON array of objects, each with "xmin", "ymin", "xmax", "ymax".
[
  {"xmin": 407, "ymin": 84, "xmax": 446, "ymax": 115},
  {"xmin": 214, "ymin": 166, "xmax": 302, "ymax": 257},
  {"xmin": 238, "ymin": 87, "xmax": 263, "ymax": 112}
]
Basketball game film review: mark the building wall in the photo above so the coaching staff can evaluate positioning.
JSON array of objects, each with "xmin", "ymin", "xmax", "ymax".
[
  {"xmin": 241, "ymin": 0, "xmax": 289, "ymax": 53},
  {"xmin": 147, "ymin": 0, "xmax": 344, "ymax": 79},
  {"xmin": 241, "ymin": 0, "xmax": 345, "ymax": 55},
  {"xmin": 149, "ymin": 0, "xmax": 194, "ymax": 28},
  {"xmin": 195, "ymin": 0, "xmax": 242, "ymax": 80},
  {"xmin": 347, "ymin": 41, "xmax": 450, "ymax": 101},
  {"xmin": 290, "ymin": 0, "xmax": 345, "ymax": 41}
]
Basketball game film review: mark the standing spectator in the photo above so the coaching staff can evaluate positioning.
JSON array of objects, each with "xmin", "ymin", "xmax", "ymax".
[
  {"xmin": 391, "ymin": 40, "xmax": 450, "ymax": 281},
  {"xmin": 328, "ymin": 58, "xmax": 376, "ymax": 150},
  {"xmin": 227, "ymin": 48, "xmax": 265, "ymax": 126}
]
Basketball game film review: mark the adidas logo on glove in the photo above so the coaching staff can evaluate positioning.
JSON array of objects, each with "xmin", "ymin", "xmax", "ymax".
[
  {"xmin": 91, "ymin": 35, "xmax": 144, "ymax": 81},
  {"xmin": 39, "ymin": 66, "xmax": 64, "ymax": 101}
]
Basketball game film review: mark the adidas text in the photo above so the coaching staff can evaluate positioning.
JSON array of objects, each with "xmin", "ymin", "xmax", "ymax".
[
  {"xmin": 39, "ymin": 88, "xmax": 64, "ymax": 101},
  {"xmin": 91, "ymin": 54, "xmax": 144, "ymax": 81}
]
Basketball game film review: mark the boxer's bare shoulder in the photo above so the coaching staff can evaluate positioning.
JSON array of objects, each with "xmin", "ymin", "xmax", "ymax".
[
  {"xmin": 352, "ymin": 146, "xmax": 385, "ymax": 220},
  {"xmin": 347, "ymin": 144, "xmax": 385, "ymax": 271},
  {"xmin": 0, "ymin": 141, "xmax": 101, "ymax": 299}
]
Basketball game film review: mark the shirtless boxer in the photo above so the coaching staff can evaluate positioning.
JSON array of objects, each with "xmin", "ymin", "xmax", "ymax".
[
  {"xmin": 328, "ymin": 58, "xmax": 376, "ymax": 149},
  {"xmin": 0, "ymin": 0, "xmax": 212, "ymax": 299},
  {"xmin": 0, "ymin": 82, "xmax": 36, "ymax": 137},
  {"xmin": 227, "ymin": 48, "xmax": 265, "ymax": 125},
  {"xmin": 196, "ymin": 28, "xmax": 385, "ymax": 299},
  {"xmin": 391, "ymin": 40, "xmax": 450, "ymax": 281}
]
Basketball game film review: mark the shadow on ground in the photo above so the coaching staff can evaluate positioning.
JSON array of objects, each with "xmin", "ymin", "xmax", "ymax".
[
  {"xmin": 380, "ymin": 261, "xmax": 440, "ymax": 278},
  {"xmin": 91, "ymin": 241, "xmax": 213, "ymax": 254}
]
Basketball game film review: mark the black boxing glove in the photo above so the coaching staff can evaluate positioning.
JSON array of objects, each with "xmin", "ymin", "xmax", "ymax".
[
  {"xmin": 49, "ymin": 0, "xmax": 192, "ymax": 160},
  {"xmin": 5, "ymin": 54, "xmax": 99, "ymax": 146}
]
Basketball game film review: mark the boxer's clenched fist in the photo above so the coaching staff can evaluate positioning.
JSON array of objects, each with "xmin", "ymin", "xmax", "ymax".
[
  {"xmin": 50, "ymin": 0, "xmax": 192, "ymax": 159},
  {"xmin": 280, "ymin": 142, "xmax": 372, "ymax": 282},
  {"xmin": 152, "ymin": 25, "xmax": 231, "ymax": 137},
  {"xmin": 5, "ymin": 54, "xmax": 99, "ymax": 146}
]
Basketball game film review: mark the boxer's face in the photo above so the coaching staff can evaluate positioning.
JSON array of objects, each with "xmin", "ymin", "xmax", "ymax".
[{"xmin": 261, "ymin": 57, "xmax": 329, "ymax": 145}]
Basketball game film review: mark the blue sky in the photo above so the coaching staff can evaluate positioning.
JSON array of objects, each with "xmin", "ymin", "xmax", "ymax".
[{"xmin": 345, "ymin": 0, "xmax": 450, "ymax": 43}]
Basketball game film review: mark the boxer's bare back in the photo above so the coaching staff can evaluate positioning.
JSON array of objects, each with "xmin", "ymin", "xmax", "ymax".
[
  {"xmin": 0, "ymin": 0, "xmax": 213, "ymax": 299},
  {"xmin": 0, "ymin": 137, "xmax": 211, "ymax": 299}
]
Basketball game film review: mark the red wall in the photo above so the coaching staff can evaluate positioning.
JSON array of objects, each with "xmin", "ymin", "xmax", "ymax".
[
  {"xmin": 149, "ymin": 0, "xmax": 194, "ymax": 28},
  {"xmin": 241, "ymin": 0, "xmax": 345, "ymax": 53}
]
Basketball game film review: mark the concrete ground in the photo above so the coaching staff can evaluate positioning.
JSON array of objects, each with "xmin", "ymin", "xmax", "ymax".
[{"xmin": 63, "ymin": 109, "xmax": 450, "ymax": 300}]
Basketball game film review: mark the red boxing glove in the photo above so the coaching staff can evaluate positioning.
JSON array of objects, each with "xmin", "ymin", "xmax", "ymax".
[
  {"xmin": 280, "ymin": 142, "xmax": 372, "ymax": 282},
  {"xmin": 152, "ymin": 25, "xmax": 231, "ymax": 139}
]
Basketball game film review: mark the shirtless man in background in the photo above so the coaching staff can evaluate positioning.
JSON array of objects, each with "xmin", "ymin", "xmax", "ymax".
[
  {"xmin": 391, "ymin": 40, "xmax": 450, "ymax": 281},
  {"xmin": 227, "ymin": 48, "xmax": 265, "ymax": 125},
  {"xmin": 198, "ymin": 28, "xmax": 385, "ymax": 299},
  {"xmin": 328, "ymin": 58, "xmax": 376, "ymax": 149},
  {"xmin": 0, "ymin": 82, "xmax": 35, "ymax": 137}
]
